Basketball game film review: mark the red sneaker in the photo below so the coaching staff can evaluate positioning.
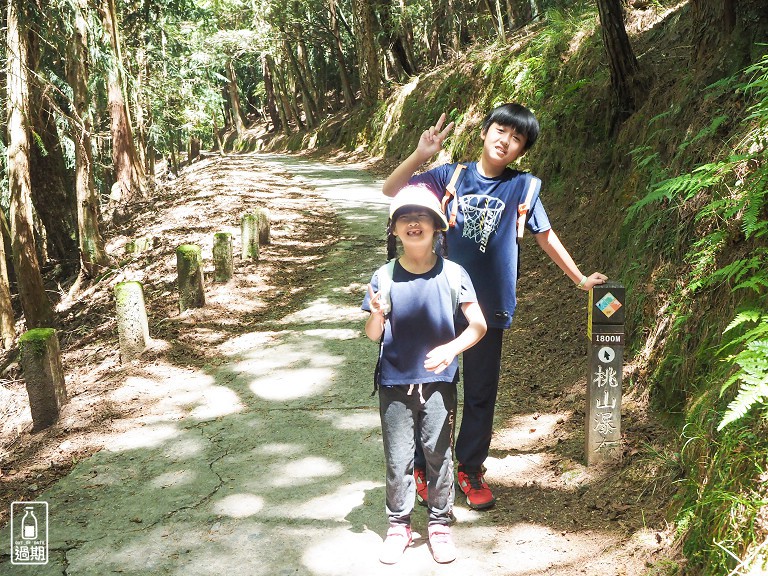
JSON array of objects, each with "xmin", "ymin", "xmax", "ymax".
[
  {"xmin": 457, "ymin": 467, "xmax": 496, "ymax": 510},
  {"xmin": 414, "ymin": 467, "xmax": 428, "ymax": 506}
]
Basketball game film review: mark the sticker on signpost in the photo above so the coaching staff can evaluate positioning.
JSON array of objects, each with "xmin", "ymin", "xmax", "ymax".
[
  {"xmin": 10, "ymin": 501, "xmax": 48, "ymax": 565},
  {"xmin": 598, "ymin": 346, "xmax": 616, "ymax": 364},
  {"xmin": 595, "ymin": 292, "xmax": 623, "ymax": 318}
]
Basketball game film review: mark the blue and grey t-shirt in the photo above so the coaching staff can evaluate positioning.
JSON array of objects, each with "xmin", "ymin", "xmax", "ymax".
[
  {"xmin": 362, "ymin": 257, "xmax": 476, "ymax": 386},
  {"xmin": 409, "ymin": 162, "xmax": 551, "ymax": 329}
]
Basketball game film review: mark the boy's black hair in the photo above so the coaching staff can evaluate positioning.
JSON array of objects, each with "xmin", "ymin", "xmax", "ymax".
[{"xmin": 481, "ymin": 103, "xmax": 539, "ymax": 150}]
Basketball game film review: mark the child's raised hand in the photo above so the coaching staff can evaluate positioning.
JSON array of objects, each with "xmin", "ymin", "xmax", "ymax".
[
  {"xmin": 416, "ymin": 113, "xmax": 455, "ymax": 159},
  {"xmin": 424, "ymin": 344, "xmax": 456, "ymax": 374},
  {"xmin": 367, "ymin": 284, "xmax": 385, "ymax": 316}
]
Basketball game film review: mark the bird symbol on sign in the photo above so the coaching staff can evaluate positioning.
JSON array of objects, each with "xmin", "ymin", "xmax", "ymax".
[{"xmin": 598, "ymin": 347, "xmax": 615, "ymax": 363}]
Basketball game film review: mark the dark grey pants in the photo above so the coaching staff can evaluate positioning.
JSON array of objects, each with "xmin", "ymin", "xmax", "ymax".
[{"xmin": 379, "ymin": 382, "xmax": 457, "ymax": 527}]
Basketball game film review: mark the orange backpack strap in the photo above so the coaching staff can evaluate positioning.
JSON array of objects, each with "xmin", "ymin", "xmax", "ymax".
[
  {"xmin": 517, "ymin": 175, "xmax": 541, "ymax": 240},
  {"xmin": 441, "ymin": 164, "xmax": 466, "ymax": 227}
]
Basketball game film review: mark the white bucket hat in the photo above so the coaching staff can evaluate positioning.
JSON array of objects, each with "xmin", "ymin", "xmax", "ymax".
[{"xmin": 389, "ymin": 185, "xmax": 449, "ymax": 231}]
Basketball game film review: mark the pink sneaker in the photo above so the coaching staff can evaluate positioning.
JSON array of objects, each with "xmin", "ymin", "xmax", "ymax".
[
  {"xmin": 379, "ymin": 524, "xmax": 412, "ymax": 564},
  {"xmin": 428, "ymin": 524, "xmax": 456, "ymax": 563},
  {"xmin": 414, "ymin": 467, "xmax": 428, "ymax": 506}
]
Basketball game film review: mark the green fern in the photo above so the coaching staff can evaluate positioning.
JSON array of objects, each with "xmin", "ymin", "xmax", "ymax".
[{"xmin": 718, "ymin": 339, "xmax": 768, "ymax": 430}]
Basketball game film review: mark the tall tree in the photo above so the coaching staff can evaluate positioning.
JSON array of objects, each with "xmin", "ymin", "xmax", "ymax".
[
  {"xmin": 226, "ymin": 57, "xmax": 248, "ymax": 136},
  {"xmin": 352, "ymin": 0, "xmax": 381, "ymax": 106},
  {"xmin": 6, "ymin": 0, "xmax": 55, "ymax": 328},
  {"xmin": 0, "ymin": 212, "xmax": 15, "ymax": 349},
  {"xmin": 595, "ymin": 0, "xmax": 642, "ymax": 128},
  {"xmin": 99, "ymin": 0, "xmax": 146, "ymax": 221},
  {"xmin": 68, "ymin": 0, "xmax": 110, "ymax": 279},
  {"xmin": 328, "ymin": 0, "xmax": 355, "ymax": 109},
  {"xmin": 23, "ymin": 13, "xmax": 78, "ymax": 265}
]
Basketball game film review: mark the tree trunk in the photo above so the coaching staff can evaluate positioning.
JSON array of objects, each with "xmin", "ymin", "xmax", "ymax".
[
  {"xmin": 690, "ymin": 0, "xmax": 768, "ymax": 70},
  {"xmin": 329, "ymin": 0, "xmax": 356, "ymax": 109},
  {"xmin": 226, "ymin": 58, "xmax": 247, "ymax": 137},
  {"xmin": 294, "ymin": 29, "xmax": 323, "ymax": 118},
  {"xmin": 0, "ymin": 211, "xmax": 14, "ymax": 349},
  {"xmin": 25, "ymin": 29, "xmax": 78, "ymax": 265},
  {"xmin": 100, "ymin": 0, "xmax": 146, "ymax": 218},
  {"xmin": 28, "ymin": 88, "xmax": 79, "ymax": 264},
  {"xmin": 6, "ymin": 0, "xmax": 55, "ymax": 329},
  {"xmin": 282, "ymin": 36, "xmax": 318, "ymax": 128},
  {"xmin": 262, "ymin": 55, "xmax": 282, "ymax": 132},
  {"xmin": 272, "ymin": 56, "xmax": 304, "ymax": 132},
  {"xmin": 266, "ymin": 55, "xmax": 294, "ymax": 135},
  {"xmin": 485, "ymin": 0, "xmax": 505, "ymax": 42},
  {"xmin": 595, "ymin": 0, "xmax": 642, "ymax": 129},
  {"xmin": 352, "ymin": 0, "xmax": 381, "ymax": 106},
  {"xmin": 68, "ymin": 0, "xmax": 111, "ymax": 279}
]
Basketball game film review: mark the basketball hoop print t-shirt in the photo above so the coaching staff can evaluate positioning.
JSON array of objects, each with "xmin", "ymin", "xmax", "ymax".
[{"xmin": 409, "ymin": 162, "xmax": 551, "ymax": 329}]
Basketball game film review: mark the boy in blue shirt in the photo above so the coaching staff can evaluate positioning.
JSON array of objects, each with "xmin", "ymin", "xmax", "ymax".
[{"xmin": 382, "ymin": 103, "xmax": 607, "ymax": 510}]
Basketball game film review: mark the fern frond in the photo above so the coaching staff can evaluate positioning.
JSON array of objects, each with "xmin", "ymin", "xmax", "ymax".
[{"xmin": 718, "ymin": 340, "xmax": 768, "ymax": 430}]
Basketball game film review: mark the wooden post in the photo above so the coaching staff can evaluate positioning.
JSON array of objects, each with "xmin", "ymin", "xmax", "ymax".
[
  {"xmin": 212, "ymin": 232, "xmax": 233, "ymax": 282},
  {"xmin": 114, "ymin": 281, "xmax": 150, "ymax": 362},
  {"xmin": 256, "ymin": 207, "xmax": 271, "ymax": 245},
  {"xmin": 176, "ymin": 244, "xmax": 205, "ymax": 312},
  {"xmin": 19, "ymin": 328, "xmax": 67, "ymax": 431},
  {"xmin": 585, "ymin": 282, "xmax": 625, "ymax": 465},
  {"xmin": 240, "ymin": 213, "xmax": 259, "ymax": 260}
]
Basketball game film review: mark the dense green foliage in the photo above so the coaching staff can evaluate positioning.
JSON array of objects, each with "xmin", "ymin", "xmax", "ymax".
[{"xmin": 626, "ymin": 53, "xmax": 768, "ymax": 575}]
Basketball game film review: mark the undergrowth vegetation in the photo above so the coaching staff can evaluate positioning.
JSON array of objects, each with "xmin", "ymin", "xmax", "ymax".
[
  {"xmin": 264, "ymin": 2, "xmax": 767, "ymax": 573},
  {"xmin": 625, "ymin": 52, "xmax": 768, "ymax": 575}
]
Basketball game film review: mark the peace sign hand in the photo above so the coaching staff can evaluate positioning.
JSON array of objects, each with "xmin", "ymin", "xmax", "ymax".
[{"xmin": 416, "ymin": 113, "xmax": 455, "ymax": 159}]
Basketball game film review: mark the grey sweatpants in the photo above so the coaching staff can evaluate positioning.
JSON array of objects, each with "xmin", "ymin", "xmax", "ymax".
[{"xmin": 379, "ymin": 381, "xmax": 457, "ymax": 527}]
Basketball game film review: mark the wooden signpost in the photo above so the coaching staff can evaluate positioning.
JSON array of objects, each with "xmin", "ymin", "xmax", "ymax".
[{"xmin": 585, "ymin": 281, "xmax": 625, "ymax": 465}]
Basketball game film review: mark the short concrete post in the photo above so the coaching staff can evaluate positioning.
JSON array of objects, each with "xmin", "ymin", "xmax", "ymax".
[
  {"xmin": 125, "ymin": 236, "xmax": 152, "ymax": 255},
  {"xmin": 19, "ymin": 328, "xmax": 67, "ymax": 431},
  {"xmin": 256, "ymin": 207, "xmax": 271, "ymax": 245},
  {"xmin": 585, "ymin": 281, "xmax": 625, "ymax": 465},
  {"xmin": 212, "ymin": 232, "xmax": 233, "ymax": 282},
  {"xmin": 115, "ymin": 281, "xmax": 150, "ymax": 362},
  {"xmin": 176, "ymin": 244, "xmax": 205, "ymax": 312},
  {"xmin": 240, "ymin": 213, "xmax": 259, "ymax": 260}
]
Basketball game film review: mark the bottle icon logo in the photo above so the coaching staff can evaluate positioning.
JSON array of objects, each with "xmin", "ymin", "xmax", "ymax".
[
  {"xmin": 10, "ymin": 501, "xmax": 48, "ymax": 565},
  {"xmin": 21, "ymin": 506, "xmax": 38, "ymax": 540}
]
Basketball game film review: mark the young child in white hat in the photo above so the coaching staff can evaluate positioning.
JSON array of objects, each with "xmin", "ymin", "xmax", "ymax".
[{"xmin": 362, "ymin": 184, "xmax": 487, "ymax": 564}]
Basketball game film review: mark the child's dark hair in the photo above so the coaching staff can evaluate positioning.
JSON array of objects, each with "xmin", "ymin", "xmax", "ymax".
[
  {"xmin": 386, "ymin": 219, "xmax": 448, "ymax": 260},
  {"xmin": 481, "ymin": 103, "xmax": 539, "ymax": 150}
]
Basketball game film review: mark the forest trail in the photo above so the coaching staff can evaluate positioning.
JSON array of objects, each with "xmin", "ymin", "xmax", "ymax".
[{"xmin": 0, "ymin": 153, "xmax": 673, "ymax": 575}]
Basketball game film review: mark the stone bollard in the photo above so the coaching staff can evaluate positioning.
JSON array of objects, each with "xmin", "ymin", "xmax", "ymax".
[
  {"xmin": 19, "ymin": 328, "xmax": 67, "ymax": 431},
  {"xmin": 240, "ymin": 213, "xmax": 259, "ymax": 260},
  {"xmin": 585, "ymin": 281, "xmax": 626, "ymax": 465},
  {"xmin": 125, "ymin": 236, "xmax": 152, "ymax": 255},
  {"xmin": 176, "ymin": 244, "xmax": 205, "ymax": 312},
  {"xmin": 212, "ymin": 232, "xmax": 234, "ymax": 282},
  {"xmin": 114, "ymin": 281, "xmax": 150, "ymax": 362},
  {"xmin": 256, "ymin": 207, "xmax": 271, "ymax": 245}
]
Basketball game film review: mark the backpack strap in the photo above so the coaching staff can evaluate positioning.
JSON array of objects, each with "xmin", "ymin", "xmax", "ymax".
[
  {"xmin": 516, "ymin": 175, "xmax": 541, "ymax": 240},
  {"xmin": 376, "ymin": 259, "xmax": 396, "ymax": 316},
  {"xmin": 443, "ymin": 259, "xmax": 463, "ymax": 314},
  {"xmin": 441, "ymin": 164, "xmax": 466, "ymax": 228}
]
